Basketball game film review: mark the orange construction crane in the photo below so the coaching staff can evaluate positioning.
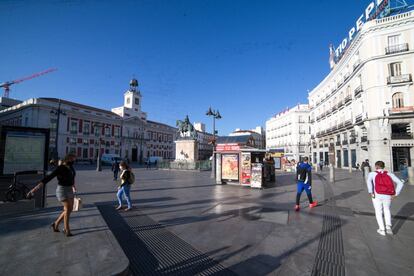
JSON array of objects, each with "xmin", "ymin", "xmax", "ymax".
[{"xmin": 0, "ymin": 68, "xmax": 57, "ymax": 98}]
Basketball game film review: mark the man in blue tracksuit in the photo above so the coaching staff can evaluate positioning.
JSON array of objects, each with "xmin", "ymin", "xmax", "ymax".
[{"xmin": 295, "ymin": 157, "xmax": 318, "ymax": 211}]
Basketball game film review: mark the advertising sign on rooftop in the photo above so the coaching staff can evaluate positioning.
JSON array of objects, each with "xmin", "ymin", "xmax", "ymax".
[{"xmin": 330, "ymin": 0, "xmax": 390, "ymax": 68}]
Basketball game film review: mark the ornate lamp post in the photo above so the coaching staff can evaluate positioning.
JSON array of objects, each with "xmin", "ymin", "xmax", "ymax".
[
  {"xmin": 93, "ymin": 122, "xmax": 104, "ymax": 171},
  {"xmin": 206, "ymin": 107, "xmax": 222, "ymax": 179},
  {"xmin": 50, "ymin": 99, "xmax": 66, "ymax": 160}
]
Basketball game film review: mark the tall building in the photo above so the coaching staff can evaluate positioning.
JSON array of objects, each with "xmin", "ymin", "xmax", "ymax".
[
  {"xmin": 229, "ymin": 126, "xmax": 266, "ymax": 149},
  {"xmin": 309, "ymin": 9, "xmax": 414, "ymax": 171},
  {"xmin": 266, "ymin": 104, "xmax": 310, "ymax": 161},
  {"xmin": 0, "ymin": 79, "xmax": 177, "ymax": 162}
]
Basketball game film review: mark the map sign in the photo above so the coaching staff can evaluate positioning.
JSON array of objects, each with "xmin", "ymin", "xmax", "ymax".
[{"xmin": 3, "ymin": 132, "xmax": 46, "ymax": 174}]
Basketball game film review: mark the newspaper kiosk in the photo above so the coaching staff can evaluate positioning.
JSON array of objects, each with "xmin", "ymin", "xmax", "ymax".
[{"xmin": 214, "ymin": 140, "xmax": 275, "ymax": 188}]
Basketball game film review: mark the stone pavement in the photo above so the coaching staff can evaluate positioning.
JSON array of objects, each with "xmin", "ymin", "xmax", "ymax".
[{"xmin": 1, "ymin": 165, "xmax": 413, "ymax": 275}]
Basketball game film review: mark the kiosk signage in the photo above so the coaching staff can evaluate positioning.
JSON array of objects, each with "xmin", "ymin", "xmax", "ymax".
[
  {"xmin": 221, "ymin": 154, "xmax": 239, "ymax": 182},
  {"xmin": 251, "ymin": 163, "xmax": 263, "ymax": 188},
  {"xmin": 241, "ymin": 152, "xmax": 251, "ymax": 185}
]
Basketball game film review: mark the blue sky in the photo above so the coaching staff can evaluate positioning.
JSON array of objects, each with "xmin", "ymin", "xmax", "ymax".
[{"xmin": 1, "ymin": 0, "xmax": 373, "ymax": 135}]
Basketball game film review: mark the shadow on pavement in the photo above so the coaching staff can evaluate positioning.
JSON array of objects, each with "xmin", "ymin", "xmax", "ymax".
[{"xmin": 392, "ymin": 202, "xmax": 414, "ymax": 234}]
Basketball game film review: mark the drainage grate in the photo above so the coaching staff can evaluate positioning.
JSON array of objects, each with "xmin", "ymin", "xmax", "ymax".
[
  {"xmin": 311, "ymin": 175, "xmax": 346, "ymax": 276},
  {"xmin": 97, "ymin": 205, "xmax": 236, "ymax": 276}
]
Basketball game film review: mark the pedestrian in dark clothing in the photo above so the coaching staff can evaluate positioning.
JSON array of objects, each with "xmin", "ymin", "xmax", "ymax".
[
  {"xmin": 319, "ymin": 160, "xmax": 323, "ymax": 171},
  {"xmin": 28, "ymin": 153, "xmax": 77, "ymax": 237},
  {"xmin": 116, "ymin": 161, "xmax": 133, "ymax": 211},
  {"xmin": 112, "ymin": 159, "xmax": 120, "ymax": 181},
  {"xmin": 295, "ymin": 157, "xmax": 318, "ymax": 211},
  {"xmin": 361, "ymin": 159, "xmax": 371, "ymax": 178}
]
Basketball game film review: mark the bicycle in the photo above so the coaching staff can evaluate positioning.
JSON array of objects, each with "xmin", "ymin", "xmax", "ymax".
[{"xmin": 5, "ymin": 173, "xmax": 32, "ymax": 202}]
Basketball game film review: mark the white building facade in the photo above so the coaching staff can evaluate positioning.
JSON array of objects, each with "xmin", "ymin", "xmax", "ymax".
[
  {"xmin": 0, "ymin": 79, "xmax": 177, "ymax": 163},
  {"xmin": 309, "ymin": 11, "xmax": 414, "ymax": 171},
  {"xmin": 266, "ymin": 104, "xmax": 311, "ymax": 161}
]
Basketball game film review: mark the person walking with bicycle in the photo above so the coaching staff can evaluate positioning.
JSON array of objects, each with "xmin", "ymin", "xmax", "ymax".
[{"xmin": 28, "ymin": 153, "xmax": 77, "ymax": 237}]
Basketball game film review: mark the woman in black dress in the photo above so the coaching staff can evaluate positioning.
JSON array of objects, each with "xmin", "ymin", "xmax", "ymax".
[{"xmin": 28, "ymin": 153, "xmax": 77, "ymax": 237}]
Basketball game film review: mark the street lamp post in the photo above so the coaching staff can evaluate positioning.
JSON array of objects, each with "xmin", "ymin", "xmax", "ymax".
[
  {"xmin": 206, "ymin": 107, "xmax": 222, "ymax": 179},
  {"xmin": 50, "ymin": 99, "xmax": 66, "ymax": 160},
  {"xmin": 93, "ymin": 123, "xmax": 103, "ymax": 171}
]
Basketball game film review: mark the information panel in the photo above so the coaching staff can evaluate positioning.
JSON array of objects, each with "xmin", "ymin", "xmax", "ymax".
[{"xmin": 3, "ymin": 131, "xmax": 47, "ymax": 174}]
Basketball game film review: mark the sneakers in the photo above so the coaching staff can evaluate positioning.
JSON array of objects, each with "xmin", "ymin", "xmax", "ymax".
[
  {"xmin": 294, "ymin": 205, "xmax": 300, "ymax": 211},
  {"xmin": 377, "ymin": 229, "xmax": 386, "ymax": 236},
  {"xmin": 309, "ymin": 201, "xmax": 318, "ymax": 208},
  {"xmin": 386, "ymin": 227, "xmax": 394, "ymax": 235}
]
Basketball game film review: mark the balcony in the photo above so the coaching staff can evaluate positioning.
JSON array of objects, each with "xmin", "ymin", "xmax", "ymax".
[
  {"xmin": 337, "ymin": 101, "xmax": 344, "ymax": 109},
  {"xmin": 335, "ymin": 141, "xmax": 341, "ymax": 146},
  {"xmin": 344, "ymin": 95, "xmax": 352, "ymax": 104},
  {"xmin": 345, "ymin": 120, "xmax": 352, "ymax": 126},
  {"xmin": 385, "ymin": 43, "xmax": 409, "ymax": 55},
  {"xmin": 354, "ymin": 85, "xmax": 363, "ymax": 97},
  {"xmin": 350, "ymin": 138, "xmax": 356, "ymax": 144},
  {"xmin": 324, "ymin": 143, "xmax": 329, "ymax": 147},
  {"xmin": 389, "ymin": 106, "xmax": 414, "ymax": 115},
  {"xmin": 391, "ymin": 133, "xmax": 413, "ymax": 139},
  {"xmin": 342, "ymin": 140, "xmax": 348, "ymax": 145},
  {"xmin": 387, "ymin": 74, "xmax": 412, "ymax": 85},
  {"xmin": 355, "ymin": 114, "xmax": 363, "ymax": 123},
  {"xmin": 361, "ymin": 136, "xmax": 368, "ymax": 143}
]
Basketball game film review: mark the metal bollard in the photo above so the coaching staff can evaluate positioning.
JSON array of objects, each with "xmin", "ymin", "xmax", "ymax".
[
  {"xmin": 408, "ymin": 167, "xmax": 414, "ymax": 185},
  {"xmin": 329, "ymin": 164, "xmax": 335, "ymax": 182}
]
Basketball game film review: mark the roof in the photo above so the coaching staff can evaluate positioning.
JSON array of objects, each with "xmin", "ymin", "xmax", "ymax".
[
  {"xmin": 147, "ymin": 120, "xmax": 177, "ymax": 130},
  {"xmin": 40, "ymin": 98, "xmax": 120, "ymax": 117},
  {"xmin": 216, "ymin": 135, "xmax": 252, "ymax": 145}
]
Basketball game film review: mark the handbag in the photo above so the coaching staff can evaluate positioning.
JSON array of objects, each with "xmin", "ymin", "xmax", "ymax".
[{"xmin": 73, "ymin": 196, "xmax": 82, "ymax": 212}]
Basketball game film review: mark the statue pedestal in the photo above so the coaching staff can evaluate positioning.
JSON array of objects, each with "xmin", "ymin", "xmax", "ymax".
[{"xmin": 175, "ymin": 139, "xmax": 198, "ymax": 162}]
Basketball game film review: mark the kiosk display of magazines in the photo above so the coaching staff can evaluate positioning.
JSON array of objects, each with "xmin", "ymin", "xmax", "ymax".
[{"xmin": 215, "ymin": 143, "xmax": 275, "ymax": 188}]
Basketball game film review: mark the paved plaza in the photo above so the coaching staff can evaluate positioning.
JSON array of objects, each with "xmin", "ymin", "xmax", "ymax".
[{"xmin": 1, "ymin": 166, "xmax": 414, "ymax": 275}]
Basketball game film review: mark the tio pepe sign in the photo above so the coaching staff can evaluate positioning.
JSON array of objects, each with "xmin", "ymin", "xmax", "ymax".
[{"xmin": 331, "ymin": 0, "xmax": 389, "ymax": 66}]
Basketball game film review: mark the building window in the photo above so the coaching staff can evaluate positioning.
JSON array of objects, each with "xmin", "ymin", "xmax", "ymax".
[
  {"xmin": 70, "ymin": 120, "xmax": 78, "ymax": 134},
  {"xmin": 135, "ymin": 98, "xmax": 139, "ymax": 105},
  {"xmin": 83, "ymin": 122, "xmax": 90, "ymax": 134},
  {"xmin": 82, "ymin": 148, "xmax": 88, "ymax": 159},
  {"xmin": 392, "ymin": 92, "xmax": 404, "ymax": 108},
  {"xmin": 388, "ymin": 34, "xmax": 400, "ymax": 47},
  {"xmin": 105, "ymin": 127, "xmax": 111, "ymax": 137},
  {"xmin": 50, "ymin": 118, "xmax": 57, "ymax": 131},
  {"xmin": 389, "ymin": 62, "xmax": 402, "ymax": 77}
]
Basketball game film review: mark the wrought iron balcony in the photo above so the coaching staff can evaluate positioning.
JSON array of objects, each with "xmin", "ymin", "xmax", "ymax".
[
  {"xmin": 354, "ymin": 85, "xmax": 363, "ymax": 97},
  {"xmin": 335, "ymin": 141, "xmax": 341, "ymax": 146},
  {"xmin": 342, "ymin": 140, "xmax": 348, "ymax": 145},
  {"xmin": 389, "ymin": 106, "xmax": 414, "ymax": 115},
  {"xmin": 350, "ymin": 138, "xmax": 356, "ymax": 144},
  {"xmin": 385, "ymin": 43, "xmax": 409, "ymax": 55},
  {"xmin": 387, "ymin": 74, "xmax": 412, "ymax": 84},
  {"xmin": 391, "ymin": 133, "xmax": 413, "ymax": 139},
  {"xmin": 355, "ymin": 114, "xmax": 363, "ymax": 123},
  {"xmin": 361, "ymin": 136, "xmax": 368, "ymax": 142},
  {"xmin": 344, "ymin": 95, "xmax": 352, "ymax": 104}
]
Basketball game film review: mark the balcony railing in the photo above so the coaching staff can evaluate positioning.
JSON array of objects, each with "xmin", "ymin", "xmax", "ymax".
[
  {"xmin": 361, "ymin": 136, "xmax": 368, "ymax": 142},
  {"xmin": 385, "ymin": 43, "xmax": 409, "ymax": 55},
  {"xmin": 391, "ymin": 133, "xmax": 413, "ymax": 139},
  {"xmin": 389, "ymin": 106, "xmax": 414, "ymax": 115},
  {"xmin": 387, "ymin": 74, "xmax": 412, "ymax": 84},
  {"xmin": 344, "ymin": 95, "xmax": 352, "ymax": 104},
  {"xmin": 354, "ymin": 85, "xmax": 363, "ymax": 97},
  {"xmin": 355, "ymin": 114, "xmax": 363, "ymax": 123},
  {"xmin": 345, "ymin": 120, "xmax": 352, "ymax": 126},
  {"xmin": 350, "ymin": 138, "xmax": 356, "ymax": 144},
  {"xmin": 335, "ymin": 141, "xmax": 341, "ymax": 146},
  {"xmin": 342, "ymin": 140, "xmax": 348, "ymax": 145}
]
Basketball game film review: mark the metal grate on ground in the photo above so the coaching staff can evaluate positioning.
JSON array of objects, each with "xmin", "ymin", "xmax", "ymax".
[
  {"xmin": 311, "ymin": 175, "xmax": 346, "ymax": 276},
  {"xmin": 97, "ymin": 204, "xmax": 236, "ymax": 276}
]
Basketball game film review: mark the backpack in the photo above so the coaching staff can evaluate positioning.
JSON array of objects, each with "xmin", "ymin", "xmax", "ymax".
[
  {"xmin": 128, "ymin": 171, "xmax": 135, "ymax": 185},
  {"xmin": 374, "ymin": 171, "xmax": 395, "ymax": 195}
]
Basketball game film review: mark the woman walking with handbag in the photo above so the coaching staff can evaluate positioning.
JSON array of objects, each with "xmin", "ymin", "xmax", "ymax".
[
  {"xmin": 116, "ymin": 161, "xmax": 133, "ymax": 211},
  {"xmin": 28, "ymin": 153, "xmax": 77, "ymax": 237}
]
